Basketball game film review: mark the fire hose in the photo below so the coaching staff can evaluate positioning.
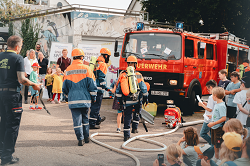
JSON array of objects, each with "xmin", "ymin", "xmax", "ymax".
[{"xmin": 90, "ymin": 120, "xmax": 204, "ymax": 166}]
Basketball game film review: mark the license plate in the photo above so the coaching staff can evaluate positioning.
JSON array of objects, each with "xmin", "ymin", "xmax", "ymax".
[{"xmin": 151, "ymin": 91, "xmax": 169, "ymax": 96}]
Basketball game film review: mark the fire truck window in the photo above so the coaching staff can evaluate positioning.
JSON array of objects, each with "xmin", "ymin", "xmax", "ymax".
[
  {"xmin": 198, "ymin": 42, "xmax": 205, "ymax": 59},
  {"xmin": 185, "ymin": 39, "xmax": 194, "ymax": 58},
  {"xmin": 206, "ymin": 44, "xmax": 214, "ymax": 60}
]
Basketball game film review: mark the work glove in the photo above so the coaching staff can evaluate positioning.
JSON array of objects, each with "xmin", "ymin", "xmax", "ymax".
[
  {"xmin": 143, "ymin": 96, "xmax": 148, "ymax": 106},
  {"xmin": 91, "ymin": 97, "xmax": 96, "ymax": 104},
  {"xmin": 105, "ymin": 87, "xmax": 110, "ymax": 92},
  {"xmin": 109, "ymin": 91, "xmax": 114, "ymax": 98}
]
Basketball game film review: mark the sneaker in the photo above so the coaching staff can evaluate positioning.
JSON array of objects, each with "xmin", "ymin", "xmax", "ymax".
[
  {"xmin": 51, "ymin": 100, "xmax": 55, "ymax": 104},
  {"xmin": 57, "ymin": 101, "xmax": 61, "ymax": 104},
  {"xmin": 116, "ymin": 128, "xmax": 121, "ymax": 133},
  {"xmin": 35, "ymin": 106, "xmax": 42, "ymax": 110},
  {"xmin": 29, "ymin": 106, "xmax": 35, "ymax": 110}
]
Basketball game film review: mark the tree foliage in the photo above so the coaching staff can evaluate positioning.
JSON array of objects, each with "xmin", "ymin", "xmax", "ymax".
[
  {"xmin": 19, "ymin": 18, "xmax": 42, "ymax": 57},
  {"xmin": 141, "ymin": 0, "xmax": 250, "ymax": 43},
  {"xmin": 0, "ymin": 0, "xmax": 33, "ymax": 24}
]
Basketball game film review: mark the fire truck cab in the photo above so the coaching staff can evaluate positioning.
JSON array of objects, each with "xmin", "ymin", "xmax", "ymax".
[{"xmin": 114, "ymin": 23, "xmax": 250, "ymax": 115}]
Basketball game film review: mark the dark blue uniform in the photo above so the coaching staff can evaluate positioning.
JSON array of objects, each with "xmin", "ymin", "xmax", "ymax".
[{"xmin": 0, "ymin": 50, "xmax": 24, "ymax": 162}]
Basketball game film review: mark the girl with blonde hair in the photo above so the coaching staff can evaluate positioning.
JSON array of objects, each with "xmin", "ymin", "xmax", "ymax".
[{"xmin": 223, "ymin": 118, "xmax": 248, "ymax": 140}]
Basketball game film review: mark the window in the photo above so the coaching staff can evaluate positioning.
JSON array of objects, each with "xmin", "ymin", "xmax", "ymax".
[
  {"xmin": 206, "ymin": 44, "xmax": 214, "ymax": 60},
  {"xmin": 198, "ymin": 42, "xmax": 205, "ymax": 59},
  {"xmin": 24, "ymin": 0, "xmax": 48, "ymax": 5},
  {"xmin": 185, "ymin": 39, "xmax": 194, "ymax": 58}
]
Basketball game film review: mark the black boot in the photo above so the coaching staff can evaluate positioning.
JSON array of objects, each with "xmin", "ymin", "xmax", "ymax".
[
  {"xmin": 78, "ymin": 140, "xmax": 83, "ymax": 146},
  {"xmin": 84, "ymin": 137, "xmax": 89, "ymax": 143},
  {"xmin": 1, "ymin": 157, "xmax": 19, "ymax": 165},
  {"xmin": 124, "ymin": 137, "xmax": 130, "ymax": 142},
  {"xmin": 96, "ymin": 116, "xmax": 106, "ymax": 125},
  {"xmin": 90, "ymin": 125, "xmax": 100, "ymax": 129},
  {"xmin": 131, "ymin": 128, "xmax": 138, "ymax": 133}
]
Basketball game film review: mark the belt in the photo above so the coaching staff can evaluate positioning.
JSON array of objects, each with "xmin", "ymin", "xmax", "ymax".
[{"xmin": 0, "ymin": 88, "xmax": 18, "ymax": 92}]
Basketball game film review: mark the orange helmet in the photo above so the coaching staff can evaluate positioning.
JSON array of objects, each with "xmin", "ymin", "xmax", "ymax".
[
  {"xmin": 100, "ymin": 48, "xmax": 111, "ymax": 56},
  {"xmin": 126, "ymin": 55, "xmax": 137, "ymax": 63},
  {"xmin": 71, "ymin": 48, "xmax": 85, "ymax": 57}
]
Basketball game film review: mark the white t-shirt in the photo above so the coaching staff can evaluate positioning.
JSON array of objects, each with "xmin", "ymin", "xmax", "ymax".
[
  {"xmin": 204, "ymin": 95, "xmax": 216, "ymax": 123},
  {"xmin": 233, "ymin": 89, "xmax": 250, "ymax": 125},
  {"xmin": 24, "ymin": 57, "xmax": 38, "ymax": 75}
]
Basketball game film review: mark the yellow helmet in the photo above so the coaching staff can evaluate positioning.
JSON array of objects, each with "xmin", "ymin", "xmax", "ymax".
[
  {"xmin": 71, "ymin": 48, "xmax": 85, "ymax": 57},
  {"xmin": 126, "ymin": 55, "xmax": 137, "ymax": 63},
  {"xmin": 100, "ymin": 48, "xmax": 111, "ymax": 56}
]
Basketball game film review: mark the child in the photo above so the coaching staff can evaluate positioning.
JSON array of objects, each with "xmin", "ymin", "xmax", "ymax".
[
  {"xmin": 51, "ymin": 68, "xmax": 64, "ymax": 104},
  {"xmin": 110, "ymin": 78, "xmax": 123, "ymax": 133},
  {"xmin": 194, "ymin": 144, "xmax": 216, "ymax": 166},
  {"xmin": 45, "ymin": 67, "xmax": 53, "ymax": 102},
  {"xmin": 218, "ymin": 69, "xmax": 230, "ymax": 90},
  {"xmin": 225, "ymin": 71, "xmax": 241, "ymax": 119},
  {"xmin": 233, "ymin": 76, "xmax": 250, "ymax": 126},
  {"xmin": 207, "ymin": 87, "xmax": 227, "ymax": 163},
  {"xmin": 177, "ymin": 126, "xmax": 199, "ymax": 166},
  {"xmin": 199, "ymin": 80, "xmax": 217, "ymax": 145},
  {"xmin": 153, "ymin": 144, "xmax": 184, "ymax": 166},
  {"xmin": 223, "ymin": 118, "xmax": 248, "ymax": 140},
  {"xmin": 29, "ymin": 63, "xmax": 42, "ymax": 110}
]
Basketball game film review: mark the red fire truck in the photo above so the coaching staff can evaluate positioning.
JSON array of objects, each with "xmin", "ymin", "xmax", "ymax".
[{"xmin": 114, "ymin": 23, "xmax": 250, "ymax": 115}]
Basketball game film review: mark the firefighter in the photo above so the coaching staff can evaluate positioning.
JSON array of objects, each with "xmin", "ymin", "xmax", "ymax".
[
  {"xmin": 62, "ymin": 48, "xmax": 97, "ymax": 146},
  {"xmin": 115, "ymin": 55, "xmax": 148, "ymax": 141},
  {"xmin": 89, "ymin": 48, "xmax": 111, "ymax": 129},
  {"xmin": 236, "ymin": 59, "xmax": 250, "ymax": 78}
]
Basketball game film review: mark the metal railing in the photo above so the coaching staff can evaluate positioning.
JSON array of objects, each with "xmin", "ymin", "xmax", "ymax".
[{"xmin": 9, "ymin": 4, "xmax": 148, "ymax": 21}]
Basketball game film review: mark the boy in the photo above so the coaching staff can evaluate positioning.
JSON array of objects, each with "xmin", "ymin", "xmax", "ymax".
[
  {"xmin": 194, "ymin": 144, "xmax": 216, "ymax": 166},
  {"xmin": 233, "ymin": 76, "xmax": 250, "ymax": 126},
  {"xmin": 198, "ymin": 80, "xmax": 217, "ymax": 145},
  {"xmin": 207, "ymin": 87, "xmax": 227, "ymax": 163},
  {"xmin": 29, "ymin": 63, "xmax": 42, "ymax": 110},
  {"xmin": 225, "ymin": 71, "xmax": 241, "ymax": 119},
  {"xmin": 218, "ymin": 69, "xmax": 230, "ymax": 90}
]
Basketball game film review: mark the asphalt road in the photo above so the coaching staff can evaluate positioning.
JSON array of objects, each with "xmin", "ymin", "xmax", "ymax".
[{"xmin": 3, "ymin": 98, "xmax": 206, "ymax": 166}]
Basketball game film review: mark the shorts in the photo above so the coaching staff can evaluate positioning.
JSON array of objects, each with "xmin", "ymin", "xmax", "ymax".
[
  {"xmin": 30, "ymin": 87, "xmax": 39, "ymax": 97},
  {"xmin": 211, "ymin": 127, "xmax": 224, "ymax": 148},
  {"xmin": 112, "ymin": 96, "xmax": 120, "ymax": 110},
  {"xmin": 227, "ymin": 106, "xmax": 237, "ymax": 118},
  {"xmin": 117, "ymin": 110, "xmax": 123, "ymax": 113}
]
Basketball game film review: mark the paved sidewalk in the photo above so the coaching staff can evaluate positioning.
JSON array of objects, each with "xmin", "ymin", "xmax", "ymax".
[{"xmin": 5, "ymin": 99, "xmax": 204, "ymax": 166}]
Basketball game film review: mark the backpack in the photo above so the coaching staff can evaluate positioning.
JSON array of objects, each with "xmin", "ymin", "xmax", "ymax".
[{"xmin": 225, "ymin": 161, "xmax": 237, "ymax": 166}]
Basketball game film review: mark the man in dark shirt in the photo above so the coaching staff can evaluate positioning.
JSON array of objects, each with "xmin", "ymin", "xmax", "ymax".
[
  {"xmin": 56, "ymin": 48, "xmax": 71, "ymax": 102},
  {"xmin": 35, "ymin": 44, "xmax": 41, "ymax": 59},
  {"xmin": 56, "ymin": 48, "xmax": 71, "ymax": 72},
  {"xmin": 0, "ymin": 36, "xmax": 40, "ymax": 165}
]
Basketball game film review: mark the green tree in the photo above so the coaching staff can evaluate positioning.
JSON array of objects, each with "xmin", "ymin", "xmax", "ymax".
[
  {"xmin": 141, "ymin": 0, "xmax": 250, "ymax": 43},
  {"xmin": 19, "ymin": 18, "xmax": 42, "ymax": 57}
]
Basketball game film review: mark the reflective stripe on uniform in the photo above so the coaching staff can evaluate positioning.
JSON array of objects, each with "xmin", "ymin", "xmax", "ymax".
[
  {"xmin": 100, "ymin": 82, "xmax": 106, "ymax": 85},
  {"xmin": 68, "ymin": 100, "xmax": 91, "ymax": 104},
  {"xmin": 97, "ymin": 87, "xmax": 105, "ymax": 90},
  {"xmin": 90, "ymin": 92, "xmax": 97, "ymax": 95},
  {"xmin": 116, "ymin": 94, "xmax": 122, "ymax": 97},
  {"xmin": 74, "ymin": 125, "xmax": 82, "ymax": 129},
  {"xmin": 123, "ymin": 129, "xmax": 130, "ymax": 131},
  {"xmin": 126, "ymin": 100, "xmax": 139, "ymax": 104},
  {"xmin": 133, "ymin": 120, "xmax": 139, "ymax": 124},
  {"xmin": 136, "ymin": 74, "xmax": 142, "ymax": 79},
  {"xmin": 143, "ymin": 92, "xmax": 148, "ymax": 96},
  {"xmin": 66, "ymin": 69, "xmax": 87, "ymax": 76},
  {"xmin": 89, "ymin": 117, "xmax": 97, "ymax": 120},
  {"xmin": 82, "ymin": 123, "xmax": 89, "ymax": 126}
]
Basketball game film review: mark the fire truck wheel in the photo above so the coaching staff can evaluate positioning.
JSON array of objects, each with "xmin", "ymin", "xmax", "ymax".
[{"xmin": 188, "ymin": 89, "xmax": 200, "ymax": 115}]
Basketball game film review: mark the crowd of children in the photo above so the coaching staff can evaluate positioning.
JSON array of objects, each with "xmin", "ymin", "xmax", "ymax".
[{"xmin": 153, "ymin": 69, "xmax": 250, "ymax": 166}]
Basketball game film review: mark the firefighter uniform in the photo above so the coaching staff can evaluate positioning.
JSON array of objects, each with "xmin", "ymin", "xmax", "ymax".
[
  {"xmin": 63, "ymin": 48, "xmax": 97, "ymax": 145},
  {"xmin": 115, "ymin": 56, "xmax": 148, "ymax": 141},
  {"xmin": 89, "ymin": 48, "xmax": 111, "ymax": 129}
]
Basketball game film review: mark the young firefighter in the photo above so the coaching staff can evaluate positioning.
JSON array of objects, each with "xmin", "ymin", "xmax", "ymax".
[
  {"xmin": 198, "ymin": 80, "xmax": 217, "ymax": 145},
  {"xmin": 225, "ymin": 71, "xmax": 241, "ymax": 119},
  {"xmin": 89, "ymin": 48, "xmax": 111, "ymax": 129},
  {"xmin": 62, "ymin": 48, "xmax": 97, "ymax": 146},
  {"xmin": 207, "ymin": 87, "xmax": 227, "ymax": 163},
  {"xmin": 116, "ymin": 55, "xmax": 148, "ymax": 141},
  {"xmin": 29, "ymin": 63, "xmax": 42, "ymax": 110},
  {"xmin": 233, "ymin": 76, "xmax": 250, "ymax": 126}
]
